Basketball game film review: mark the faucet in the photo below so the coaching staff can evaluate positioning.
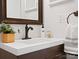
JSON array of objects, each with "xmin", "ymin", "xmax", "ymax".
[{"xmin": 22, "ymin": 24, "xmax": 33, "ymax": 40}]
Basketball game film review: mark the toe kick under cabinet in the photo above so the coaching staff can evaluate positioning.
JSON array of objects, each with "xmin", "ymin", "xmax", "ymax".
[{"xmin": 0, "ymin": 44, "xmax": 65, "ymax": 59}]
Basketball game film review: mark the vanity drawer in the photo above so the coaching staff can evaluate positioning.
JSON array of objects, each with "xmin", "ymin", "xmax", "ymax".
[
  {"xmin": 18, "ymin": 50, "xmax": 45, "ymax": 59},
  {"xmin": 18, "ymin": 44, "xmax": 64, "ymax": 59}
]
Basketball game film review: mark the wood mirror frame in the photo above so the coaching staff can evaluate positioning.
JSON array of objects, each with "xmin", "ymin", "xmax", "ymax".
[{"xmin": 0, "ymin": 0, "xmax": 43, "ymax": 25}]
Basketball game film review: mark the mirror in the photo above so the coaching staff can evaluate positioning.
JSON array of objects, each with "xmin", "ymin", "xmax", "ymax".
[
  {"xmin": 1, "ymin": 0, "xmax": 43, "ymax": 24},
  {"xmin": 7, "ymin": 0, "xmax": 38, "ymax": 20}
]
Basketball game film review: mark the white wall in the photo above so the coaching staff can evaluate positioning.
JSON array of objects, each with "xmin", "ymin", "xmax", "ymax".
[
  {"xmin": 1, "ymin": 0, "xmax": 77, "ymax": 40},
  {"xmin": 43, "ymin": 0, "xmax": 78, "ymax": 38}
]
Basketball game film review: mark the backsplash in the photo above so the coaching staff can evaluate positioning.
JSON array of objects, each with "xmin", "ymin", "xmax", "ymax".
[{"xmin": 10, "ymin": 24, "xmax": 42, "ymax": 40}]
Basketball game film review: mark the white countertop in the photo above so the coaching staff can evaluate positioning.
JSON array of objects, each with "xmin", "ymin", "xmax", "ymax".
[{"xmin": 0, "ymin": 38, "xmax": 64, "ymax": 56}]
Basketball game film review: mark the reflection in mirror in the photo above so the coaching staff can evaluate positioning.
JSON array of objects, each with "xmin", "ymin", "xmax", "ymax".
[{"xmin": 7, "ymin": 0, "xmax": 38, "ymax": 20}]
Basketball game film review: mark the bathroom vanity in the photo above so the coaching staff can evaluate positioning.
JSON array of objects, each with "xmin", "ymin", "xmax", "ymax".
[{"xmin": 0, "ymin": 38, "xmax": 65, "ymax": 59}]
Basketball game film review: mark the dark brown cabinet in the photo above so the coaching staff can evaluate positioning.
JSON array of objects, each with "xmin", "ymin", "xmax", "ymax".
[
  {"xmin": 44, "ymin": 44, "xmax": 65, "ymax": 59},
  {"xmin": 18, "ymin": 51, "xmax": 45, "ymax": 59},
  {"xmin": 0, "ymin": 44, "xmax": 65, "ymax": 59},
  {"xmin": 18, "ymin": 44, "xmax": 65, "ymax": 59}
]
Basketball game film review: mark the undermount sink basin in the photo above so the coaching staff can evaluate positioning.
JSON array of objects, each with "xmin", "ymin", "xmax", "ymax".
[{"xmin": 0, "ymin": 38, "xmax": 64, "ymax": 56}]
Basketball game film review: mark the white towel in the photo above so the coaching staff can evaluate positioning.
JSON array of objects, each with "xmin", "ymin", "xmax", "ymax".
[
  {"xmin": 64, "ymin": 16, "xmax": 78, "ymax": 55},
  {"xmin": 66, "ymin": 24, "xmax": 78, "ymax": 39}
]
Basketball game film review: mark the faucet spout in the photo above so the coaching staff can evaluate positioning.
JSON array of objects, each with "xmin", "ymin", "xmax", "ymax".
[
  {"xmin": 28, "ymin": 27, "xmax": 33, "ymax": 31},
  {"xmin": 22, "ymin": 24, "xmax": 33, "ymax": 40}
]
